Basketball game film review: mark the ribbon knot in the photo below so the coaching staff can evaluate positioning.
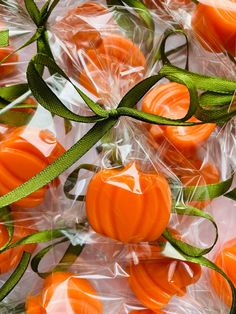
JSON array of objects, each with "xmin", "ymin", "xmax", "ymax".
[
  {"xmin": 37, "ymin": 26, "xmax": 46, "ymax": 36},
  {"xmin": 108, "ymin": 108, "xmax": 119, "ymax": 119}
]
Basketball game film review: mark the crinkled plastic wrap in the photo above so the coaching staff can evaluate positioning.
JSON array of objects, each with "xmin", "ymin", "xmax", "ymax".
[{"xmin": 0, "ymin": 1, "xmax": 235, "ymax": 314}]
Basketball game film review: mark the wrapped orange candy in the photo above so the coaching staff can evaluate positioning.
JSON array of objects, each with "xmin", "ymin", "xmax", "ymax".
[
  {"xmin": 142, "ymin": 82, "xmax": 216, "ymax": 152},
  {"xmin": 0, "ymin": 127, "xmax": 65, "ymax": 208},
  {"xmin": 79, "ymin": 34, "xmax": 146, "ymax": 98},
  {"xmin": 54, "ymin": 2, "xmax": 107, "ymax": 50},
  {"xmin": 86, "ymin": 162, "xmax": 171, "ymax": 243},
  {"xmin": 0, "ymin": 209, "xmax": 37, "ymax": 274},
  {"xmin": 128, "ymin": 247, "xmax": 201, "ymax": 311},
  {"xmin": 211, "ymin": 238, "xmax": 236, "ymax": 307},
  {"xmin": 192, "ymin": 3, "xmax": 236, "ymax": 56},
  {"xmin": 0, "ymin": 46, "xmax": 18, "ymax": 78},
  {"xmin": 26, "ymin": 272, "xmax": 103, "ymax": 314}
]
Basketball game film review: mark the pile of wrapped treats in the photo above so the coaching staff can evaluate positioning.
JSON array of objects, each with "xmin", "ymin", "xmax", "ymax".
[{"xmin": 0, "ymin": 0, "xmax": 236, "ymax": 313}]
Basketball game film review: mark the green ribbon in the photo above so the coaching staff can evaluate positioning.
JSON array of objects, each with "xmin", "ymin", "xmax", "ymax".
[
  {"xmin": 0, "ymin": 252, "xmax": 31, "ymax": 302},
  {"xmin": 31, "ymin": 241, "xmax": 85, "ymax": 278},
  {"xmin": 174, "ymin": 175, "xmax": 234, "ymax": 202},
  {"xmin": 64, "ymin": 164, "xmax": 100, "ymax": 201},
  {"xmin": 225, "ymin": 188, "xmax": 236, "ymax": 201},
  {"xmin": 164, "ymin": 204, "xmax": 218, "ymax": 257},
  {"xmin": 0, "ymin": 30, "xmax": 9, "ymax": 47}
]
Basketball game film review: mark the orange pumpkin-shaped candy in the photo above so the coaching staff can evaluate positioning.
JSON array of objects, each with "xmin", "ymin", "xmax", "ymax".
[
  {"xmin": 26, "ymin": 272, "xmax": 103, "ymax": 314},
  {"xmin": 130, "ymin": 310, "xmax": 164, "ymax": 314},
  {"xmin": 142, "ymin": 82, "xmax": 216, "ymax": 152},
  {"xmin": 79, "ymin": 34, "xmax": 146, "ymax": 98},
  {"xmin": 211, "ymin": 238, "xmax": 236, "ymax": 307},
  {"xmin": 0, "ymin": 127, "xmax": 65, "ymax": 208},
  {"xmin": 86, "ymin": 162, "xmax": 172, "ymax": 243},
  {"xmin": 128, "ymin": 251, "xmax": 201, "ymax": 311},
  {"xmin": 192, "ymin": 3, "xmax": 236, "ymax": 56},
  {"xmin": 0, "ymin": 209, "xmax": 37, "ymax": 274},
  {"xmin": 0, "ymin": 46, "xmax": 18, "ymax": 77},
  {"xmin": 54, "ymin": 2, "xmax": 107, "ymax": 50}
]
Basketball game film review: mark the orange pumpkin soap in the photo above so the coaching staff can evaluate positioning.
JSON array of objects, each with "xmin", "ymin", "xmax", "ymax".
[
  {"xmin": 79, "ymin": 34, "xmax": 146, "ymax": 97},
  {"xmin": 54, "ymin": 2, "xmax": 107, "ymax": 50},
  {"xmin": 26, "ymin": 272, "xmax": 103, "ymax": 314},
  {"xmin": 0, "ymin": 127, "xmax": 65, "ymax": 208},
  {"xmin": 211, "ymin": 238, "xmax": 236, "ymax": 307},
  {"xmin": 142, "ymin": 82, "xmax": 216, "ymax": 151},
  {"xmin": 128, "ymin": 254, "xmax": 201, "ymax": 311},
  {"xmin": 0, "ymin": 209, "xmax": 37, "ymax": 274},
  {"xmin": 192, "ymin": 3, "xmax": 236, "ymax": 56},
  {"xmin": 86, "ymin": 162, "xmax": 171, "ymax": 243}
]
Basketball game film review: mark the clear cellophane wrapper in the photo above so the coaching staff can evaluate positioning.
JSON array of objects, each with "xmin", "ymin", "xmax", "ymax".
[{"xmin": 0, "ymin": 1, "xmax": 235, "ymax": 313}]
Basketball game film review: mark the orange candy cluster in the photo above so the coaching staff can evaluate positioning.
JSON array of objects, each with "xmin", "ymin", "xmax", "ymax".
[{"xmin": 0, "ymin": 127, "xmax": 65, "ymax": 208}]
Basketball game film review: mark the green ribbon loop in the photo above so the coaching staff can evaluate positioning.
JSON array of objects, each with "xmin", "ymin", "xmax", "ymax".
[
  {"xmin": 0, "ymin": 252, "xmax": 31, "ymax": 302},
  {"xmin": 0, "ymin": 30, "xmax": 9, "ymax": 47},
  {"xmin": 64, "ymin": 164, "xmax": 100, "ymax": 201},
  {"xmin": 163, "ymin": 204, "xmax": 218, "ymax": 257},
  {"xmin": 160, "ymin": 28, "xmax": 189, "ymax": 70},
  {"xmin": 31, "ymin": 241, "xmax": 85, "ymax": 278}
]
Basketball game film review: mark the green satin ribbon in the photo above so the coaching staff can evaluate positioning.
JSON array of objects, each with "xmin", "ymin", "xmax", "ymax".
[
  {"xmin": 31, "ymin": 241, "xmax": 85, "ymax": 278},
  {"xmin": 225, "ymin": 188, "xmax": 236, "ymax": 201},
  {"xmin": 0, "ymin": 252, "xmax": 31, "ymax": 301},
  {"xmin": 0, "ymin": 30, "xmax": 9, "ymax": 47},
  {"xmin": 174, "ymin": 175, "xmax": 234, "ymax": 202}
]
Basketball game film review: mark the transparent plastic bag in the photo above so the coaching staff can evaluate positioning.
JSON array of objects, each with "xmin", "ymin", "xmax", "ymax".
[{"xmin": 0, "ymin": 1, "xmax": 235, "ymax": 314}]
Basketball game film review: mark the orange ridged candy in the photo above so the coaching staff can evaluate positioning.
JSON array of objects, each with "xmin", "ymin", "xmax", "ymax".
[
  {"xmin": 86, "ymin": 162, "xmax": 171, "ymax": 243},
  {"xmin": 128, "ymin": 247, "xmax": 201, "ymax": 311},
  {"xmin": 54, "ymin": 2, "xmax": 107, "ymax": 50},
  {"xmin": 79, "ymin": 34, "xmax": 146, "ymax": 97},
  {"xmin": 0, "ymin": 209, "xmax": 37, "ymax": 274},
  {"xmin": 192, "ymin": 3, "xmax": 236, "ymax": 56},
  {"xmin": 26, "ymin": 272, "xmax": 103, "ymax": 314},
  {"xmin": 211, "ymin": 238, "xmax": 236, "ymax": 307},
  {"xmin": 142, "ymin": 82, "xmax": 216, "ymax": 152},
  {"xmin": 0, "ymin": 127, "xmax": 65, "ymax": 208}
]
